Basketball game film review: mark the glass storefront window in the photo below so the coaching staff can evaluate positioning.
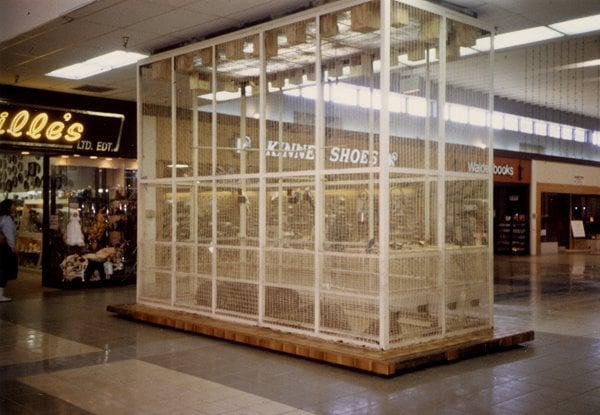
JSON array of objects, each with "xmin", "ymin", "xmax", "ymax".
[
  {"xmin": 0, "ymin": 151, "xmax": 138, "ymax": 287},
  {"xmin": 44, "ymin": 157, "xmax": 137, "ymax": 286}
]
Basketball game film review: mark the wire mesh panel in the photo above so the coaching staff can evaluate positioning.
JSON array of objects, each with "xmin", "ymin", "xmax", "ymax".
[
  {"xmin": 174, "ymin": 48, "xmax": 213, "ymax": 177},
  {"xmin": 390, "ymin": 3, "xmax": 439, "ymax": 170},
  {"xmin": 319, "ymin": 292, "xmax": 379, "ymax": 344},
  {"xmin": 174, "ymin": 65, "xmax": 194, "ymax": 178},
  {"xmin": 520, "ymin": 36, "xmax": 599, "ymax": 160},
  {"xmin": 265, "ymin": 19, "xmax": 317, "ymax": 174},
  {"xmin": 190, "ymin": 246, "xmax": 213, "ymax": 311},
  {"xmin": 137, "ymin": 0, "xmax": 493, "ymax": 350},
  {"xmin": 322, "ymin": 251, "xmax": 379, "ymax": 293},
  {"xmin": 215, "ymin": 179, "xmax": 259, "ymax": 247},
  {"xmin": 138, "ymin": 183, "xmax": 173, "ymax": 303},
  {"xmin": 445, "ymin": 178, "xmax": 488, "ymax": 246},
  {"xmin": 321, "ymin": 2, "xmax": 382, "ymax": 171},
  {"xmin": 265, "ymin": 176, "xmax": 315, "ymax": 248},
  {"xmin": 444, "ymin": 248, "xmax": 490, "ymax": 333},
  {"xmin": 195, "ymin": 181, "xmax": 213, "ymax": 243},
  {"xmin": 174, "ymin": 184, "xmax": 195, "ymax": 306},
  {"xmin": 323, "ymin": 173, "xmax": 379, "ymax": 251},
  {"xmin": 215, "ymin": 37, "xmax": 261, "ymax": 176},
  {"xmin": 174, "ymin": 261, "xmax": 194, "ymax": 307},
  {"xmin": 215, "ymin": 246, "xmax": 259, "ymax": 319},
  {"xmin": 173, "ymin": 184, "xmax": 194, "ymax": 243},
  {"xmin": 139, "ymin": 59, "xmax": 173, "ymax": 180},
  {"xmin": 389, "ymin": 250, "xmax": 441, "ymax": 344},
  {"xmin": 264, "ymin": 249, "xmax": 314, "ymax": 288},
  {"xmin": 263, "ymin": 249, "xmax": 315, "ymax": 330},
  {"xmin": 389, "ymin": 175, "xmax": 434, "ymax": 248}
]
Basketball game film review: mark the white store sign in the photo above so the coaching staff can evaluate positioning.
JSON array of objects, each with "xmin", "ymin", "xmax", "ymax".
[
  {"xmin": 263, "ymin": 139, "xmax": 398, "ymax": 166},
  {"xmin": 468, "ymin": 161, "xmax": 514, "ymax": 176}
]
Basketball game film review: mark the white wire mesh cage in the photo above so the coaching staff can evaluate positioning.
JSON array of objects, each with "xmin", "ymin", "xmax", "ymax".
[{"xmin": 137, "ymin": 0, "xmax": 493, "ymax": 349}]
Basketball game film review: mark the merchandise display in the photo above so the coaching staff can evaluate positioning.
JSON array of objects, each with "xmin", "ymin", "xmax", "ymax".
[
  {"xmin": 0, "ymin": 152, "xmax": 137, "ymax": 287},
  {"xmin": 65, "ymin": 212, "xmax": 85, "ymax": 247},
  {"xmin": 46, "ymin": 179, "xmax": 136, "ymax": 287}
]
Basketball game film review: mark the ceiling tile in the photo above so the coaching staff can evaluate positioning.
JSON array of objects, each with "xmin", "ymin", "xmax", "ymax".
[
  {"xmin": 126, "ymin": 8, "xmax": 216, "ymax": 36},
  {"xmin": 146, "ymin": 0, "xmax": 198, "ymax": 6},
  {"xmin": 168, "ymin": 17, "xmax": 242, "ymax": 42},
  {"xmin": 183, "ymin": 0, "xmax": 264, "ymax": 18},
  {"xmin": 82, "ymin": 27, "xmax": 154, "ymax": 52},
  {"xmin": 62, "ymin": 0, "xmax": 124, "ymax": 19},
  {"xmin": 0, "ymin": 0, "xmax": 598, "ymax": 117},
  {"xmin": 79, "ymin": 0, "xmax": 173, "ymax": 28}
]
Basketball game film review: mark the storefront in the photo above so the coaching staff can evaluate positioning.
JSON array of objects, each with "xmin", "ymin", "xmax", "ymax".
[
  {"xmin": 492, "ymin": 155, "xmax": 531, "ymax": 255},
  {"xmin": 532, "ymin": 159, "xmax": 600, "ymax": 255},
  {"xmin": 0, "ymin": 86, "xmax": 137, "ymax": 287}
]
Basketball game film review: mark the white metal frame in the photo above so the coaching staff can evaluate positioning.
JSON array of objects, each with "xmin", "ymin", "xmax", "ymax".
[{"xmin": 136, "ymin": 0, "xmax": 494, "ymax": 350}]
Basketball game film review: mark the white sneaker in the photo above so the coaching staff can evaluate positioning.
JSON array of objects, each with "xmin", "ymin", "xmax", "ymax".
[{"xmin": 0, "ymin": 295, "xmax": 12, "ymax": 302}]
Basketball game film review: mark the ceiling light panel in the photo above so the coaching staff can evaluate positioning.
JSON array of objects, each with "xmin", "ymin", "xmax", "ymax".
[
  {"xmin": 549, "ymin": 14, "xmax": 600, "ymax": 35},
  {"xmin": 474, "ymin": 26, "xmax": 563, "ymax": 51},
  {"xmin": 46, "ymin": 50, "xmax": 148, "ymax": 80}
]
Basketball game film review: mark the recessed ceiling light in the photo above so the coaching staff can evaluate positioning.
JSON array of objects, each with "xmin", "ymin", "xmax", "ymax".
[
  {"xmin": 558, "ymin": 59, "xmax": 600, "ymax": 70},
  {"xmin": 474, "ymin": 26, "xmax": 563, "ymax": 52},
  {"xmin": 46, "ymin": 50, "xmax": 148, "ymax": 80},
  {"xmin": 549, "ymin": 14, "xmax": 600, "ymax": 35}
]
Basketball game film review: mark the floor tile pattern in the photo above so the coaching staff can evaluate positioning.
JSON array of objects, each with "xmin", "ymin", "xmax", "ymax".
[
  {"xmin": 20, "ymin": 359, "xmax": 310, "ymax": 415},
  {"xmin": 0, "ymin": 320, "xmax": 101, "ymax": 366},
  {"xmin": 1, "ymin": 253, "xmax": 599, "ymax": 414}
]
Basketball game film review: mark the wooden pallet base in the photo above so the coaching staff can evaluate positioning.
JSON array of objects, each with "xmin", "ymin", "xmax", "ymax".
[{"xmin": 107, "ymin": 303, "xmax": 534, "ymax": 376}]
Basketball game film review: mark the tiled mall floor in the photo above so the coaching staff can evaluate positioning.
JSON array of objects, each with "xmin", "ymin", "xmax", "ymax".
[{"xmin": 1, "ymin": 253, "xmax": 599, "ymax": 415}]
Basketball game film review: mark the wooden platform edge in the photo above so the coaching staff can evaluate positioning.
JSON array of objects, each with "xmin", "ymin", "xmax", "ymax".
[{"xmin": 107, "ymin": 303, "xmax": 534, "ymax": 377}]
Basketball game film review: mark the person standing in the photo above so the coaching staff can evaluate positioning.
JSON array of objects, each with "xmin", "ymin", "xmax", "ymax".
[{"xmin": 0, "ymin": 199, "xmax": 18, "ymax": 302}]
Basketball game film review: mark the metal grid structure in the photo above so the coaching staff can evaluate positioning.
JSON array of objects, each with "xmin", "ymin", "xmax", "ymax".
[{"xmin": 137, "ymin": 0, "xmax": 493, "ymax": 350}]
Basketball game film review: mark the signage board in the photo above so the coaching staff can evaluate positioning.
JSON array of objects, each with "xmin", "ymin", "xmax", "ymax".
[
  {"xmin": 0, "ymin": 102, "xmax": 125, "ymax": 156},
  {"xmin": 466, "ymin": 156, "xmax": 531, "ymax": 184},
  {"xmin": 571, "ymin": 220, "xmax": 585, "ymax": 238}
]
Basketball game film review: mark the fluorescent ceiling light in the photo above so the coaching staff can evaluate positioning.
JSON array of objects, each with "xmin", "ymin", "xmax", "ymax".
[
  {"xmin": 559, "ymin": 59, "xmax": 600, "ymax": 70},
  {"xmin": 198, "ymin": 90, "xmax": 242, "ymax": 101},
  {"xmin": 397, "ymin": 48, "xmax": 437, "ymax": 66},
  {"xmin": 46, "ymin": 50, "xmax": 148, "ymax": 80},
  {"xmin": 474, "ymin": 26, "xmax": 563, "ymax": 52},
  {"xmin": 549, "ymin": 14, "xmax": 600, "ymax": 35},
  {"xmin": 198, "ymin": 85, "xmax": 254, "ymax": 101}
]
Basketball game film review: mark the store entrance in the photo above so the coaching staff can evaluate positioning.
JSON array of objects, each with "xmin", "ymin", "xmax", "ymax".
[
  {"xmin": 494, "ymin": 184, "xmax": 530, "ymax": 255},
  {"xmin": 540, "ymin": 192, "xmax": 570, "ymax": 250},
  {"xmin": 43, "ymin": 157, "xmax": 137, "ymax": 288}
]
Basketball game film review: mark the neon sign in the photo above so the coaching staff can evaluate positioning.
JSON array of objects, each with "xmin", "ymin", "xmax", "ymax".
[
  {"xmin": 0, "ymin": 109, "xmax": 83, "ymax": 143},
  {"xmin": 0, "ymin": 102, "xmax": 124, "ymax": 154}
]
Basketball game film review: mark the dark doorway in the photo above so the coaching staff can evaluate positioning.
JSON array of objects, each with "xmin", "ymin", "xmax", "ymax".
[
  {"xmin": 540, "ymin": 192, "xmax": 570, "ymax": 250},
  {"xmin": 494, "ymin": 184, "xmax": 530, "ymax": 255}
]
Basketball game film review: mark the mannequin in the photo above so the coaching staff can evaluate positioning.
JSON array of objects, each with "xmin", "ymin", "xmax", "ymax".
[{"xmin": 65, "ymin": 211, "xmax": 85, "ymax": 247}]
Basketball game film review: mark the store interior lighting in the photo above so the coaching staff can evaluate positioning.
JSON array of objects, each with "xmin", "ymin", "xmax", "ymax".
[
  {"xmin": 473, "ymin": 26, "xmax": 563, "ymax": 52},
  {"xmin": 549, "ymin": 13, "xmax": 600, "ymax": 35},
  {"xmin": 46, "ymin": 50, "xmax": 148, "ymax": 80},
  {"xmin": 470, "ymin": 13, "xmax": 600, "ymax": 53},
  {"xmin": 186, "ymin": 6, "xmax": 600, "ymax": 145},
  {"xmin": 560, "ymin": 59, "xmax": 600, "ymax": 70}
]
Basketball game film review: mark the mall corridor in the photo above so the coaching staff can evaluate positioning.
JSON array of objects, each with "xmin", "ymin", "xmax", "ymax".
[{"xmin": 1, "ymin": 253, "xmax": 599, "ymax": 415}]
